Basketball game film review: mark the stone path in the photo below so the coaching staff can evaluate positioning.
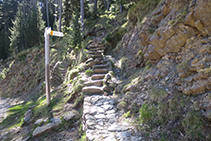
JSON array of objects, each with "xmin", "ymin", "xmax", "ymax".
[
  {"xmin": 83, "ymin": 95, "xmax": 141, "ymax": 141},
  {"xmin": 82, "ymin": 42, "xmax": 141, "ymax": 140}
]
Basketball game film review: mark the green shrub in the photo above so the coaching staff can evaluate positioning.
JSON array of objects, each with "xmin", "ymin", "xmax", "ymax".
[
  {"xmin": 118, "ymin": 101, "xmax": 128, "ymax": 109},
  {"xmin": 128, "ymin": 0, "xmax": 161, "ymax": 27},
  {"xmin": 0, "ymin": 68, "xmax": 9, "ymax": 81},
  {"xmin": 146, "ymin": 27, "xmax": 156, "ymax": 35},
  {"xmin": 123, "ymin": 111, "xmax": 131, "ymax": 118},
  {"xmin": 105, "ymin": 27, "xmax": 127, "ymax": 48},
  {"xmin": 182, "ymin": 110, "xmax": 207, "ymax": 139},
  {"xmin": 139, "ymin": 103, "xmax": 156, "ymax": 123}
]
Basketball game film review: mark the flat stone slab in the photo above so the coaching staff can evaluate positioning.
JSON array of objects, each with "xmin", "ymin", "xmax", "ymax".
[
  {"xmin": 82, "ymin": 86, "xmax": 103, "ymax": 94},
  {"xmin": 88, "ymin": 50, "xmax": 104, "ymax": 54},
  {"xmin": 34, "ymin": 118, "xmax": 44, "ymax": 125},
  {"xmin": 108, "ymin": 123, "xmax": 129, "ymax": 132},
  {"xmin": 32, "ymin": 123, "xmax": 58, "ymax": 137},
  {"xmin": 84, "ymin": 80, "xmax": 103, "ymax": 87},
  {"xmin": 89, "ymin": 47, "xmax": 107, "ymax": 51},
  {"xmin": 94, "ymin": 69, "xmax": 108, "ymax": 74},
  {"xmin": 63, "ymin": 111, "xmax": 76, "ymax": 121},
  {"xmin": 87, "ymin": 60, "xmax": 101, "ymax": 67},
  {"xmin": 93, "ymin": 64, "xmax": 109, "ymax": 69},
  {"xmin": 92, "ymin": 74, "xmax": 106, "ymax": 80}
]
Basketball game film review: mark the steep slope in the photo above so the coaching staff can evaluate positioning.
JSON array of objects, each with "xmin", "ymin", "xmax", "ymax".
[
  {"xmin": 112, "ymin": 0, "xmax": 211, "ymax": 140},
  {"xmin": 0, "ymin": 0, "xmax": 211, "ymax": 140}
]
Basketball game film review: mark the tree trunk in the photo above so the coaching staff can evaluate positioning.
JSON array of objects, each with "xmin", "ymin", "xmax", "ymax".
[
  {"xmin": 23, "ymin": 0, "xmax": 26, "ymax": 21},
  {"xmin": 107, "ymin": 0, "xmax": 109, "ymax": 11},
  {"xmin": 30, "ymin": 0, "xmax": 32, "ymax": 9},
  {"xmin": 104, "ymin": 0, "xmax": 106, "ymax": 8},
  {"xmin": 80, "ymin": 0, "xmax": 84, "ymax": 36},
  {"xmin": 54, "ymin": 0, "xmax": 57, "ymax": 21},
  {"xmin": 120, "ymin": 3, "xmax": 122, "ymax": 14},
  {"xmin": 59, "ymin": 0, "xmax": 62, "ymax": 31},
  {"xmin": 94, "ymin": 0, "xmax": 97, "ymax": 11},
  {"xmin": 46, "ymin": 0, "xmax": 49, "ymax": 27}
]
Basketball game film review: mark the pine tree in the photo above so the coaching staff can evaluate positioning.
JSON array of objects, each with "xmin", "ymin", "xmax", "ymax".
[
  {"xmin": 10, "ymin": 5, "xmax": 45, "ymax": 54},
  {"xmin": 64, "ymin": 0, "xmax": 71, "ymax": 30},
  {"xmin": 25, "ymin": 6, "xmax": 45, "ymax": 48},
  {"xmin": 9, "ymin": 7, "xmax": 25, "ymax": 54},
  {"xmin": 71, "ymin": 9, "xmax": 82, "ymax": 48},
  {"xmin": 0, "ymin": 0, "xmax": 19, "ymax": 59}
]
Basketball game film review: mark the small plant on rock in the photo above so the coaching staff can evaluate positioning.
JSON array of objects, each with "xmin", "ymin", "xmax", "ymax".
[
  {"xmin": 123, "ymin": 111, "xmax": 131, "ymax": 118},
  {"xmin": 85, "ymin": 69, "xmax": 94, "ymax": 76}
]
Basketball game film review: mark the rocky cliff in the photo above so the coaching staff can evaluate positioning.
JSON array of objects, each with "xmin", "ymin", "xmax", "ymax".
[{"xmin": 113, "ymin": 0, "xmax": 211, "ymax": 140}]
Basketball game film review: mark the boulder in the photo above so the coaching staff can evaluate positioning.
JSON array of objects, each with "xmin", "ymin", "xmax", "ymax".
[
  {"xmin": 32, "ymin": 123, "xmax": 58, "ymax": 137},
  {"xmin": 63, "ymin": 111, "xmax": 76, "ymax": 121},
  {"xmin": 24, "ymin": 109, "xmax": 32, "ymax": 124},
  {"xmin": 34, "ymin": 118, "xmax": 44, "ymax": 125}
]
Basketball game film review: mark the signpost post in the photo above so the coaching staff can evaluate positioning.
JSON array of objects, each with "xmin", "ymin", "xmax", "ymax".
[{"xmin": 44, "ymin": 27, "xmax": 64, "ymax": 106}]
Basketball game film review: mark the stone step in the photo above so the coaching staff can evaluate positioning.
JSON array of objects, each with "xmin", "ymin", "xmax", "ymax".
[
  {"xmin": 84, "ymin": 80, "xmax": 104, "ymax": 87},
  {"xmin": 87, "ymin": 44, "xmax": 104, "ymax": 49},
  {"xmin": 87, "ymin": 60, "xmax": 101, "ymax": 67},
  {"xmin": 92, "ymin": 74, "xmax": 106, "ymax": 80},
  {"xmin": 94, "ymin": 69, "xmax": 108, "ymax": 74},
  {"xmin": 89, "ymin": 47, "xmax": 106, "ymax": 51},
  {"xmin": 93, "ymin": 63, "xmax": 109, "ymax": 69},
  {"xmin": 82, "ymin": 86, "xmax": 103, "ymax": 94},
  {"xmin": 87, "ymin": 50, "xmax": 104, "ymax": 54},
  {"xmin": 88, "ymin": 52, "xmax": 102, "ymax": 56},
  {"xmin": 87, "ymin": 54, "xmax": 103, "ymax": 59}
]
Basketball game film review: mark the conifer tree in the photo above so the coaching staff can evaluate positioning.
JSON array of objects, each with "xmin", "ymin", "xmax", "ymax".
[
  {"xmin": 25, "ymin": 6, "xmax": 45, "ymax": 48},
  {"xmin": 10, "ymin": 5, "xmax": 45, "ymax": 54},
  {"xmin": 9, "ymin": 7, "xmax": 25, "ymax": 54},
  {"xmin": 64, "ymin": 0, "xmax": 71, "ymax": 29},
  {"xmin": 71, "ymin": 8, "xmax": 82, "ymax": 48}
]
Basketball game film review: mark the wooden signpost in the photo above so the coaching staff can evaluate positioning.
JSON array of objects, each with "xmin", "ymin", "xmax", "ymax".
[{"xmin": 44, "ymin": 27, "xmax": 64, "ymax": 106}]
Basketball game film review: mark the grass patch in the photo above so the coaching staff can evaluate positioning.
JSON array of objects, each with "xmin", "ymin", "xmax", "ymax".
[
  {"xmin": 182, "ymin": 110, "xmax": 207, "ymax": 139},
  {"xmin": 0, "ymin": 101, "xmax": 36, "ymax": 129},
  {"xmin": 72, "ymin": 78, "xmax": 84, "ymax": 93},
  {"xmin": 139, "ymin": 103, "xmax": 156, "ymax": 124},
  {"xmin": 177, "ymin": 61, "xmax": 191, "ymax": 76},
  {"xmin": 168, "ymin": 6, "xmax": 188, "ymax": 26}
]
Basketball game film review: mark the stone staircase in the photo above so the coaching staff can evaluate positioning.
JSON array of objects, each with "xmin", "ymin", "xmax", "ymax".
[
  {"xmin": 82, "ymin": 42, "xmax": 110, "ymax": 95},
  {"xmin": 82, "ymin": 42, "xmax": 141, "ymax": 141}
]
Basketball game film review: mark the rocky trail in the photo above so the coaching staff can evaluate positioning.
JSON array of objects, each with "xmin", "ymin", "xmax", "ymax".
[{"xmin": 82, "ymin": 42, "xmax": 141, "ymax": 140}]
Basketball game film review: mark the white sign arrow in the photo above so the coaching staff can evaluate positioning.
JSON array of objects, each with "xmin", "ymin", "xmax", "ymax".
[{"xmin": 50, "ymin": 30, "xmax": 64, "ymax": 37}]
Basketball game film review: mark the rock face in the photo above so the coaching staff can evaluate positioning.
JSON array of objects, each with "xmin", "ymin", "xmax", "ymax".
[
  {"xmin": 115, "ymin": 0, "xmax": 211, "ymax": 96},
  {"xmin": 113, "ymin": 0, "xmax": 211, "ymax": 123}
]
